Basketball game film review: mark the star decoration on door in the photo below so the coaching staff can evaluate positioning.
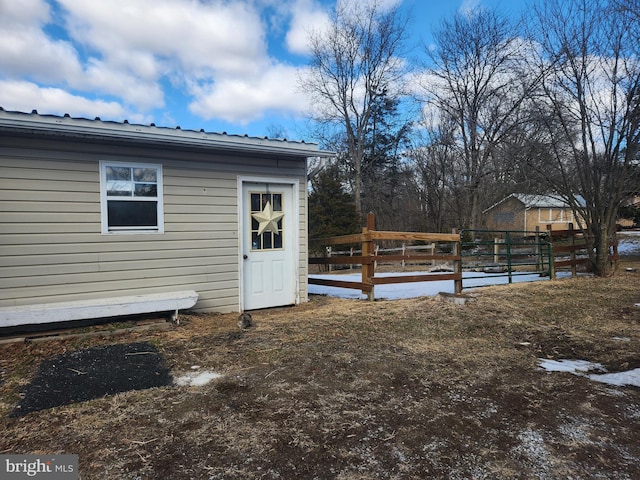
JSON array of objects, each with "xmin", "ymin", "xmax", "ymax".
[{"xmin": 251, "ymin": 201, "xmax": 284, "ymax": 235}]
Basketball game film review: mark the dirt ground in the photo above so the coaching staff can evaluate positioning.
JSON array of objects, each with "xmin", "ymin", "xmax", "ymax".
[{"xmin": 1, "ymin": 263, "xmax": 639, "ymax": 479}]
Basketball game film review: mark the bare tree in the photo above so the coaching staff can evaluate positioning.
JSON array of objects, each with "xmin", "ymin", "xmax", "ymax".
[
  {"xmin": 406, "ymin": 113, "xmax": 461, "ymax": 232},
  {"xmin": 528, "ymin": 0, "xmax": 640, "ymax": 275},
  {"xmin": 300, "ymin": 0, "xmax": 409, "ymax": 218},
  {"xmin": 421, "ymin": 8, "xmax": 541, "ymax": 229}
]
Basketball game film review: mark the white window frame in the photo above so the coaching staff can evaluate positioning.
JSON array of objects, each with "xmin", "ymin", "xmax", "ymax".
[
  {"xmin": 538, "ymin": 207, "xmax": 573, "ymax": 224},
  {"xmin": 99, "ymin": 161, "xmax": 164, "ymax": 234}
]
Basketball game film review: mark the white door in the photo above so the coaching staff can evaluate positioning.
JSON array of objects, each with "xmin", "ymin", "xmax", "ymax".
[{"xmin": 241, "ymin": 182, "xmax": 296, "ymax": 310}]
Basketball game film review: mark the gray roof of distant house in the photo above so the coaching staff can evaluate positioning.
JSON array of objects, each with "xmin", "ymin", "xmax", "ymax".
[
  {"xmin": 484, "ymin": 193, "xmax": 586, "ymax": 213},
  {"xmin": 512, "ymin": 194, "xmax": 571, "ymax": 208}
]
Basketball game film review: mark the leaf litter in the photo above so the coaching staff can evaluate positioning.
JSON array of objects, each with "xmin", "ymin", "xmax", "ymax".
[{"xmin": 0, "ymin": 261, "xmax": 639, "ymax": 479}]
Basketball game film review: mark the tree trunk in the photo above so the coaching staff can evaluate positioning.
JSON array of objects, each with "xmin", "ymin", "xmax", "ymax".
[
  {"xmin": 593, "ymin": 225, "xmax": 613, "ymax": 276},
  {"xmin": 354, "ymin": 164, "xmax": 362, "ymax": 218}
]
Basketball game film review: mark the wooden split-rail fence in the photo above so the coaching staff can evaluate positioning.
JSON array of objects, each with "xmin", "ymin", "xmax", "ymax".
[
  {"xmin": 308, "ymin": 213, "xmax": 462, "ymax": 300},
  {"xmin": 309, "ymin": 214, "xmax": 619, "ymax": 300},
  {"xmin": 546, "ymin": 223, "xmax": 618, "ymax": 277}
]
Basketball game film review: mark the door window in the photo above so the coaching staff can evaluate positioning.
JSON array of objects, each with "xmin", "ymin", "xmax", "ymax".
[{"xmin": 250, "ymin": 192, "xmax": 284, "ymax": 250}]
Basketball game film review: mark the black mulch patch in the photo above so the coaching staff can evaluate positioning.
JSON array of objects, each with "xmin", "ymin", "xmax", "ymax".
[{"xmin": 12, "ymin": 342, "xmax": 172, "ymax": 416}]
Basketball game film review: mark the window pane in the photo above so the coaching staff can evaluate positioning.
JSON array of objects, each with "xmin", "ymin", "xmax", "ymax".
[
  {"xmin": 262, "ymin": 232, "xmax": 272, "ymax": 249},
  {"xmin": 248, "ymin": 190, "xmax": 285, "ymax": 250},
  {"xmin": 252, "ymin": 232, "xmax": 261, "ymax": 249},
  {"xmin": 493, "ymin": 212, "xmax": 514, "ymax": 223},
  {"xmin": 274, "ymin": 232, "xmax": 283, "ymax": 248},
  {"xmin": 107, "ymin": 180, "xmax": 132, "ymax": 196},
  {"xmin": 251, "ymin": 193, "xmax": 261, "ymax": 212},
  {"xmin": 273, "ymin": 194, "xmax": 282, "ymax": 211},
  {"xmin": 133, "ymin": 168, "xmax": 157, "ymax": 182},
  {"xmin": 108, "ymin": 200, "xmax": 158, "ymax": 227},
  {"xmin": 134, "ymin": 183, "xmax": 157, "ymax": 197},
  {"xmin": 106, "ymin": 166, "xmax": 131, "ymax": 181}
]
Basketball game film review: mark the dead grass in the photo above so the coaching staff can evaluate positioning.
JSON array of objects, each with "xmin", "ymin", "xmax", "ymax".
[{"xmin": 1, "ymin": 263, "xmax": 639, "ymax": 479}]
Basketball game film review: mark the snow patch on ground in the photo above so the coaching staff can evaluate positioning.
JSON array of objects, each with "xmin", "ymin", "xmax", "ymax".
[
  {"xmin": 589, "ymin": 369, "xmax": 640, "ymax": 387},
  {"xmin": 538, "ymin": 359, "xmax": 640, "ymax": 388},
  {"xmin": 538, "ymin": 359, "xmax": 605, "ymax": 374},
  {"xmin": 311, "ymin": 235, "xmax": 639, "ymax": 301},
  {"xmin": 617, "ymin": 231, "xmax": 640, "ymax": 255},
  {"xmin": 175, "ymin": 370, "xmax": 223, "ymax": 387},
  {"xmin": 309, "ymin": 271, "xmax": 563, "ymax": 300}
]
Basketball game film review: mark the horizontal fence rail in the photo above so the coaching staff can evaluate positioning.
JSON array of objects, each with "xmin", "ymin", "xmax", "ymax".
[
  {"xmin": 309, "ymin": 216, "xmax": 619, "ymax": 300},
  {"xmin": 309, "ymin": 213, "xmax": 462, "ymax": 300},
  {"xmin": 546, "ymin": 224, "xmax": 618, "ymax": 277},
  {"xmin": 460, "ymin": 228, "xmax": 553, "ymax": 284}
]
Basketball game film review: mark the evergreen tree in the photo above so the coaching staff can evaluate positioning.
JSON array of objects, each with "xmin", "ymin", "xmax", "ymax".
[
  {"xmin": 308, "ymin": 163, "xmax": 360, "ymax": 245},
  {"xmin": 360, "ymin": 90, "xmax": 413, "ymax": 230}
]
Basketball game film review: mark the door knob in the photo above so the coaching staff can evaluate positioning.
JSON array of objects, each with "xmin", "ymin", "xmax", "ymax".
[{"xmin": 243, "ymin": 254, "xmax": 248, "ymax": 259}]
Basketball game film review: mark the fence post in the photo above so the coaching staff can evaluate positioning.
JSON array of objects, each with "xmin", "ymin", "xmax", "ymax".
[
  {"xmin": 494, "ymin": 237, "xmax": 500, "ymax": 264},
  {"xmin": 505, "ymin": 230, "xmax": 513, "ymax": 284},
  {"xmin": 569, "ymin": 222, "xmax": 576, "ymax": 277},
  {"xmin": 535, "ymin": 226, "xmax": 541, "ymax": 272},
  {"xmin": 402, "ymin": 243, "xmax": 406, "ymax": 270},
  {"xmin": 611, "ymin": 230, "xmax": 619, "ymax": 270},
  {"xmin": 362, "ymin": 212, "xmax": 375, "ymax": 301},
  {"xmin": 547, "ymin": 224, "xmax": 556, "ymax": 279},
  {"xmin": 453, "ymin": 228, "xmax": 463, "ymax": 294},
  {"xmin": 327, "ymin": 246, "xmax": 332, "ymax": 273}
]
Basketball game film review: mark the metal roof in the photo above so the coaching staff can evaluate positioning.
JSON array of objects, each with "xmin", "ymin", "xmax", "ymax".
[
  {"xmin": 484, "ymin": 193, "xmax": 586, "ymax": 213},
  {"xmin": 512, "ymin": 194, "xmax": 570, "ymax": 208},
  {"xmin": 0, "ymin": 108, "xmax": 335, "ymax": 158}
]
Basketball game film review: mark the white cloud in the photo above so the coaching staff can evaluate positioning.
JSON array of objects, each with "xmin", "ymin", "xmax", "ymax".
[
  {"xmin": 336, "ymin": 0, "xmax": 401, "ymax": 12},
  {"xmin": 188, "ymin": 63, "xmax": 310, "ymax": 124},
  {"xmin": 286, "ymin": 0, "xmax": 331, "ymax": 55},
  {"xmin": 0, "ymin": 0, "xmax": 318, "ymax": 127},
  {"xmin": 83, "ymin": 58, "xmax": 164, "ymax": 111},
  {"xmin": 0, "ymin": 0, "xmax": 84, "ymax": 82},
  {"xmin": 287, "ymin": 0, "xmax": 404, "ymax": 56},
  {"xmin": 459, "ymin": 0, "xmax": 482, "ymax": 17},
  {"xmin": 59, "ymin": 0, "xmax": 267, "ymax": 77},
  {"xmin": 0, "ymin": 80, "xmax": 135, "ymax": 120},
  {"xmin": 0, "ymin": 0, "xmax": 50, "ymax": 25}
]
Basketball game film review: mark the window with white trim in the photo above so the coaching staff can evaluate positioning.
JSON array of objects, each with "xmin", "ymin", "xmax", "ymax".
[
  {"xmin": 100, "ymin": 161, "xmax": 164, "ymax": 234},
  {"xmin": 538, "ymin": 207, "xmax": 572, "ymax": 224}
]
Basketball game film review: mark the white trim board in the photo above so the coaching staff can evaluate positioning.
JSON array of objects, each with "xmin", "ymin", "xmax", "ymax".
[
  {"xmin": 237, "ymin": 175, "xmax": 301, "ymax": 311},
  {"xmin": 0, "ymin": 291, "xmax": 198, "ymax": 327}
]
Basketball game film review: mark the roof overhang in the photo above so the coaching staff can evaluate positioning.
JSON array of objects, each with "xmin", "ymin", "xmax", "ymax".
[{"xmin": 0, "ymin": 109, "xmax": 336, "ymax": 159}]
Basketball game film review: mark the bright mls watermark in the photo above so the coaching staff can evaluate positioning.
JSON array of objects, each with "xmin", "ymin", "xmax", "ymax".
[{"xmin": 1, "ymin": 455, "xmax": 78, "ymax": 479}]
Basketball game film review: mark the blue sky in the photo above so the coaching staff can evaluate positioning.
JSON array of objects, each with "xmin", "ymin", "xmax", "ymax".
[{"xmin": 0, "ymin": 0, "xmax": 529, "ymax": 142}]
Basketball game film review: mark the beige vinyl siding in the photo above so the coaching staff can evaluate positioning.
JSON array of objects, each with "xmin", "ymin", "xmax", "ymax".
[
  {"xmin": 298, "ymin": 199, "xmax": 309, "ymax": 303},
  {"xmin": 0, "ymin": 137, "xmax": 308, "ymax": 313},
  {"xmin": 484, "ymin": 197, "xmax": 523, "ymax": 231},
  {"xmin": 484, "ymin": 199, "xmax": 582, "ymax": 233}
]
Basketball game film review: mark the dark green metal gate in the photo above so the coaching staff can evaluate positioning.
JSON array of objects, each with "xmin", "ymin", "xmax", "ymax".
[{"xmin": 460, "ymin": 229, "xmax": 553, "ymax": 287}]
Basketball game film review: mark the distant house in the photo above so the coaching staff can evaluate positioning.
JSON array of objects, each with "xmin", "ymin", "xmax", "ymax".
[
  {"xmin": 0, "ymin": 109, "xmax": 333, "ymax": 328},
  {"xmin": 483, "ymin": 194, "xmax": 585, "ymax": 233},
  {"xmin": 617, "ymin": 195, "xmax": 640, "ymax": 228}
]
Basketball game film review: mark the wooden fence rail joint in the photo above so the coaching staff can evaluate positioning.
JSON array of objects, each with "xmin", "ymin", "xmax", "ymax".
[{"xmin": 309, "ymin": 213, "xmax": 463, "ymax": 299}]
